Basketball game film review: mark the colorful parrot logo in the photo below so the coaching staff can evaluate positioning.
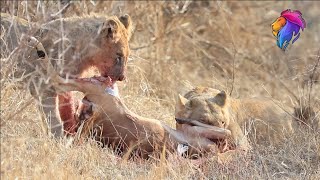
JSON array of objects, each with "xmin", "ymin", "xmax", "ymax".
[{"xmin": 271, "ymin": 9, "xmax": 306, "ymax": 51}]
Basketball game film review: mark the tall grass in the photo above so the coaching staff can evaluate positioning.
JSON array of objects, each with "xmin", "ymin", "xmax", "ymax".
[{"xmin": 1, "ymin": 1, "xmax": 319, "ymax": 179}]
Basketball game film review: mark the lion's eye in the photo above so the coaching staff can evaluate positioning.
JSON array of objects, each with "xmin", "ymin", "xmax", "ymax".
[
  {"xmin": 116, "ymin": 56, "xmax": 123, "ymax": 65},
  {"xmin": 116, "ymin": 53, "xmax": 125, "ymax": 65}
]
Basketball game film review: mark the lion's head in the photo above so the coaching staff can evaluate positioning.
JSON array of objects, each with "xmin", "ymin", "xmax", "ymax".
[
  {"xmin": 175, "ymin": 87, "xmax": 231, "ymax": 129},
  {"xmin": 37, "ymin": 14, "xmax": 133, "ymax": 82},
  {"xmin": 92, "ymin": 14, "xmax": 133, "ymax": 82}
]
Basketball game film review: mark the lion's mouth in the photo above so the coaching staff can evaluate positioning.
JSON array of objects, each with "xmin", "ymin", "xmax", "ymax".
[
  {"xmin": 106, "ymin": 75, "xmax": 125, "ymax": 83},
  {"xmin": 101, "ymin": 71, "xmax": 125, "ymax": 83},
  {"xmin": 117, "ymin": 74, "xmax": 125, "ymax": 81}
]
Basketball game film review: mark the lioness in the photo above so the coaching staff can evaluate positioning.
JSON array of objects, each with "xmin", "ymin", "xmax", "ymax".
[
  {"xmin": 176, "ymin": 87, "xmax": 297, "ymax": 149},
  {"xmin": 1, "ymin": 13, "xmax": 132, "ymax": 137},
  {"xmin": 30, "ymin": 38, "xmax": 231, "ymax": 159}
]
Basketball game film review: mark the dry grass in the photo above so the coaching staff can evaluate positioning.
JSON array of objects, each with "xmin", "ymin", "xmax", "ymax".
[{"xmin": 1, "ymin": 1, "xmax": 320, "ymax": 179}]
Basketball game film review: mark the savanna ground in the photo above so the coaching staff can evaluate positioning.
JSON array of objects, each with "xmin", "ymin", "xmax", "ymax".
[{"xmin": 1, "ymin": 1, "xmax": 320, "ymax": 179}]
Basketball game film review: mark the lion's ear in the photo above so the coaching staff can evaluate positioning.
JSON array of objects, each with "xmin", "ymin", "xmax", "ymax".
[
  {"xmin": 213, "ymin": 90, "xmax": 228, "ymax": 107},
  {"xmin": 119, "ymin": 14, "xmax": 132, "ymax": 30},
  {"xmin": 119, "ymin": 14, "xmax": 133, "ymax": 40},
  {"xmin": 100, "ymin": 18, "xmax": 119, "ymax": 40},
  {"xmin": 176, "ymin": 94, "xmax": 188, "ymax": 112}
]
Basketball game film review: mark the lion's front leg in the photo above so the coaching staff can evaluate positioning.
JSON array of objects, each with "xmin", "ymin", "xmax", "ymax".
[
  {"xmin": 228, "ymin": 122, "xmax": 251, "ymax": 151},
  {"xmin": 58, "ymin": 92, "xmax": 79, "ymax": 135},
  {"xmin": 37, "ymin": 90, "xmax": 64, "ymax": 138}
]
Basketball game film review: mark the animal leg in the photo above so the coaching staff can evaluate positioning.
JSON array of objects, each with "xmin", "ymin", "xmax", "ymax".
[{"xmin": 37, "ymin": 90, "xmax": 64, "ymax": 138}]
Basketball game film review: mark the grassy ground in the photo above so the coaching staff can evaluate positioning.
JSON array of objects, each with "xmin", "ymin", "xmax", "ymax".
[{"xmin": 1, "ymin": 1, "xmax": 319, "ymax": 179}]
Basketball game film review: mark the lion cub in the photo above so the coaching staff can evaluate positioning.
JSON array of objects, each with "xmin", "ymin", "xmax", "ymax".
[
  {"xmin": 1, "ymin": 13, "xmax": 133, "ymax": 137},
  {"xmin": 176, "ymin": 87, "xmax": 297, "ymax": 148}
]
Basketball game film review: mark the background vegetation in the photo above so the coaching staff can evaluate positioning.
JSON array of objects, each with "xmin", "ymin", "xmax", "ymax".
[{"xmin": 1, "ymin": 1, "xmax": 319, "ymax": 179}]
